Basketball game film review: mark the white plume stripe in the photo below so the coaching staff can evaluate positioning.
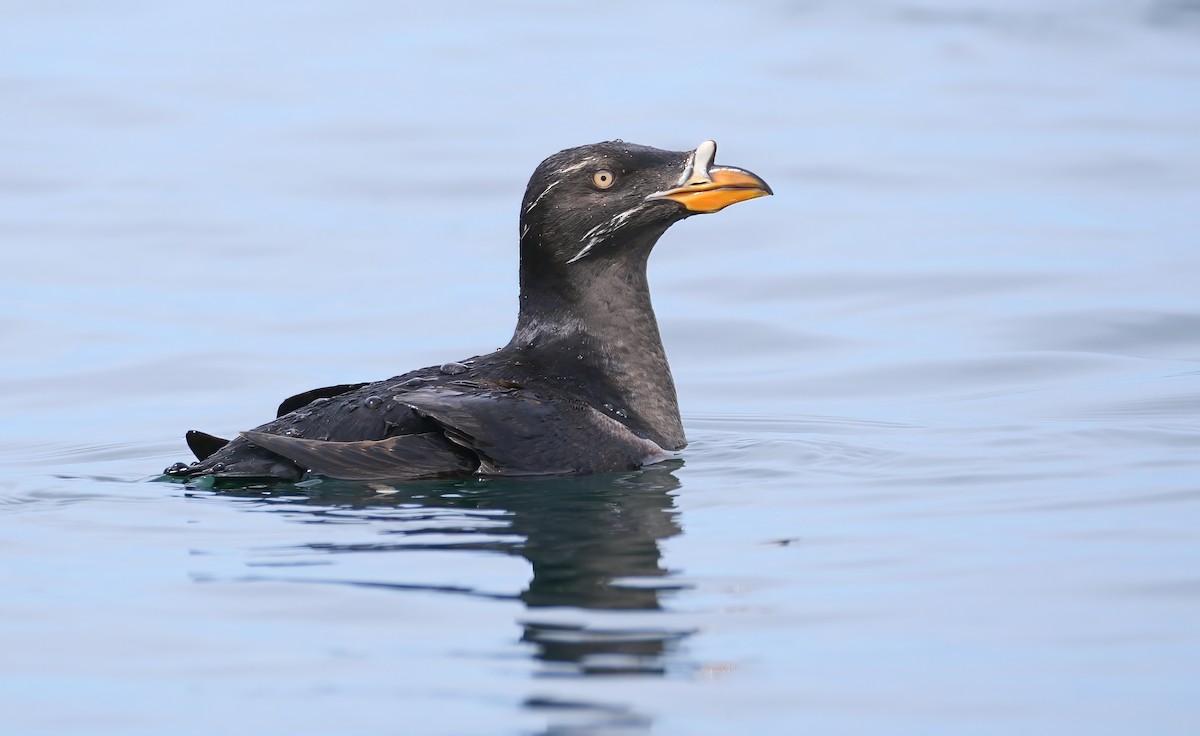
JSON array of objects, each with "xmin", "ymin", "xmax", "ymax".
[
  {"xmin": 580, "ymin": 219, "xmax": 610, "ymax": 242},
  {"xmin": 525, "ymin": 159, "xmax": 601, "ymax": 215},
  {"xmin": 524, "ymin": 179, "xmax": 563, "ymax": 214},
  {"xmin": 566, "ymin": 204, "xmax": 645, "ymax": 264},
  {"xmin": 554, "ymin": 159, "xmax": 594, "ymax": 176},
  {"xmin": 566, "ymin": 243, "xmax": 595, "ymax": 264}
]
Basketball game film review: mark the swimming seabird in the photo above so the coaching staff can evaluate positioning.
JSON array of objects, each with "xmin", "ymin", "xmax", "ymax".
[{"xmin": 164, "ymin": 139, "xmax": 771, "ymax": 481}]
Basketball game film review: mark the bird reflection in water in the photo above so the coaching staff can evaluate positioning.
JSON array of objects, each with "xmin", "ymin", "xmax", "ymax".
[
  {"xmin": 198, "ymin": 461, "xmax": 691, "ymax": 681},
  {"xmin": 508, "ymin": 463, "xmax": 690, "ymax": 679}
]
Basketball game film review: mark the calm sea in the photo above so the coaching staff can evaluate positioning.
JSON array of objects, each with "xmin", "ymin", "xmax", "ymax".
[{"xmin": 2, "ymin": 1, "xmax": 1198, "ymax": 734}]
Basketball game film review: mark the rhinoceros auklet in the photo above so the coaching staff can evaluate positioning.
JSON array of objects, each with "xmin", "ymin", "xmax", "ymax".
[{"xmin": 164, "ymin": 140, "xmax": 771, "ymax": 481}]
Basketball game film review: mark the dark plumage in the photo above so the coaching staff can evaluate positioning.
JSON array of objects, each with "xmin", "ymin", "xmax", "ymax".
[{"xmin": 164, "ymin": 140, "xmax": 771, "ymax": 482}]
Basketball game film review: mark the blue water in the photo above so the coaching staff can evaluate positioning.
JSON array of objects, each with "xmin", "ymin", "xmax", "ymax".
[{"xmin": 2, "ymin": 1, "xmax": 1199, "ymax": 734}]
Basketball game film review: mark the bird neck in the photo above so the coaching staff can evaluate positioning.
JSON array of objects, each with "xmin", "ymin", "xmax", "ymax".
[{"xmin": 508, "ymin": 233, "xmax": 685, "ymax": 450}]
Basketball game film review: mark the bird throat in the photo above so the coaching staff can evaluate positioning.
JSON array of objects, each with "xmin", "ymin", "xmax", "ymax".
[{"xmin": 509, "ymin": 231, "xmax": 685, "ymax": 450}]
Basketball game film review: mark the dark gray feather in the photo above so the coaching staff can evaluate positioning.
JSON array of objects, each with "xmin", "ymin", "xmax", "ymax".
[
  {"xmin": 241, "ymin": 430, "xmax": 476, "ymax": 481},
  {"xmin": 400, "ymin": 386, "xmax": 664, "ymax": 475}
]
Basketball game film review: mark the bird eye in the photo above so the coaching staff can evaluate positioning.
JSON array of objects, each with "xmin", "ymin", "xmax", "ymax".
[{"xmin": 592, "ymin": 169, "xmax": 615, "ymax": 189}]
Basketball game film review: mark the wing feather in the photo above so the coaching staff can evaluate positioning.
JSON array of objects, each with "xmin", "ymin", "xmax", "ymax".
[{"xmin": 241, "ymin": 430, "xmax": 476, "ymax": 481}]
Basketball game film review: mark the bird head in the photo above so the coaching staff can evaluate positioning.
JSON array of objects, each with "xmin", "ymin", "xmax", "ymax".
[{"xmin": 518, "ymin": 140, "xmax": 772, "ymax": 271}]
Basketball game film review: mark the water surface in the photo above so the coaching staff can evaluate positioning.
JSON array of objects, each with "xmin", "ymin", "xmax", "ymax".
[{"xmin": 2, "ymin": 1, "xmax": 1198, "ymax": 734}]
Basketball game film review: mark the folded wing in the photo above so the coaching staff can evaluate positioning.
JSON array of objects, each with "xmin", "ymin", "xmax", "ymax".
[{"xmin": 237, "ymin": 385, "xmax": 665, "ymax": 480}]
